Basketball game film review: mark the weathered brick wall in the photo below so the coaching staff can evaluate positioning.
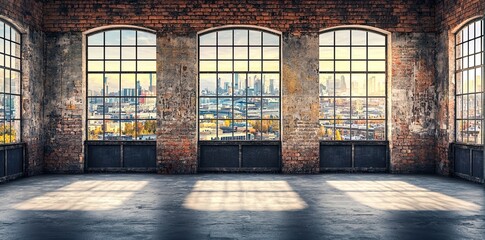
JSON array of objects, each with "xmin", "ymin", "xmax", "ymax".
[
  {"xmin": 435, "ymin": 0, "xmax": 485, "ymax": 175},
  {"xmin": 40, "ymin": 0, "xmax": 439, "ymax": 173},
  {"xmin": 0, "ymin": 0, "xmax": 45, "ymax": 176}
]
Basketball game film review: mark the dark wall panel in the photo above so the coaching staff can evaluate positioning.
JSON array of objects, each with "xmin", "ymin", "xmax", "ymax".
[
  {"xmin": 320, "ymin": 145, "xmax": 352, "ymax": 168},
  {"xmin": 454, "ymin": 147, "xmax": 471, "ymax": 175},
  {"xmin": 6, "ymin": 148, "xmax": 23, "ymax": 175},
  {"xmin": 242, "ymin": 145, "xmax": 279, "ymax": 168},
  {"xmin": 0, "ymin": 150, "xmax": 5, "ymax": 177},
  {"xmin": 124, "ymin": 145, "xmax": 156, "ymax": 168},
  {"xmin": 472, "ymin": 150, "xmax": 484, "ymax": 179},
  {"xmin": 200, "ymin": 145, "xmax": 239, "ymax": 168},
  {"xmin": 87, "ymin": 145, "xmax": 121, "ymax": 168},
  {"xmin": 354, "ymin": 145, "xmax": 387, "ymax": 168}
]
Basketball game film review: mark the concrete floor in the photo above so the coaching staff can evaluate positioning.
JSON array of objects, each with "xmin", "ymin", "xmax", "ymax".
[{"xmin": 0, "ymin": 174, "xmax": 484, "ymax": 240}]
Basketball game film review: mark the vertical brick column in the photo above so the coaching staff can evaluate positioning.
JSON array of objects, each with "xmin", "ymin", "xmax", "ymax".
[
  {"xmin": 281, "ymin": 33, "xmax": 320, "ymax": 173},
  {"xmin": 157, "ymin": 33, "xmax": 198, "ymax": 173}
]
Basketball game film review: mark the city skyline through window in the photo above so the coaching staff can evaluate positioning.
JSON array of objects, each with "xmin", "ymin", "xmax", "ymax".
[
  {"xmin": 198, "ymin": 28, "xmax": 281, "ymax": 141},
  {"xmin": 87, "ymin": 29, "xmax": 156, "ymax": 141},
  {"xmin": 319, "ymin": 29, "xmax": 387, "ymax": 141}
]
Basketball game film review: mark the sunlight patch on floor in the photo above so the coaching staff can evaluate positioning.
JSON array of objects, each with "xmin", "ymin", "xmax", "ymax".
[
  {"xmin": 13, "ymin": 181, "xmax": 148, "ymax": 211},
  {"xmin": 183, "ymin": 180, "xmax": 308, "ymax": 211},
  {"xmin": 327, "ymin": 180, "xmax": 481, "ymax": 211}
]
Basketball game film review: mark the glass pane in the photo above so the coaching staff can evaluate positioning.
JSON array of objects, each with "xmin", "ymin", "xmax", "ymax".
[
  {"xmin": 320, "ymin": 32, "xmax": 334, "ymax": 45},
  {"xmin": 121, "ymin": 74, "xmax": 136, "ymax": 95},
  {"xmin": 456, "ymin": 120, "xmax": 463, "ymax": 142},
  {"xmin": 477, "ymin": 120, "xmax": 482, "ymax": 144},
  {"xmin": 11, "ymin": 120, "xmax": 20, "ymax": 143},
  {"xmin": 137, "ymin": 120, "xmax": 156, "ymax": 140},
  {"xmin": 335, "ymin": 30, "xmax": 350, "ymax": 46},
  {"xmin": 200, "ymin": 73, "xmax": 217, "ymax": 96},
  {"xmin": 88, "ymin": 74, "xmax": 104, "ymax": 96},
  {"xmin": 137, "ymin": 61, "xmax": 156, "ymax": 71},
  {"xmin": 137, "ymin": 73, "xmax": 156, "ymax": 96},
  {"xmin": 11, "ymin": 43, "xmax": 20, "ymax": 57},
  {"xmin": 351, "ymin": 30, "xmax": 367, "ymax": 45},
  {"xmin": 234, "ymin": 61, "xmax": 248, "ymax": 71},
  {"xmin": 218, "ymin": 61, "xmax": 232, "ymax": 71},
  {"xmin": 263, "ymin": 32, "xmax": 279, "ymax": 45},
  {"xmin": 319, "ymin": 120, "xmax": 334, "ymax": 140},
  {"xmin": 335, "ymin": 122, "xmax": 350, "ymax": 140},
  {"xmin": 320, "ymin": 98, "xmax": 334, "ymax": 119},
  {"xmin": 87, "ymin": 98, "xmax": 103, "ymax": 119},
  {"xmin": 137, "ymin": 97, "xmax": 156, "ymax": 119},
  {"xmin": 88, "ymin": 120, "xmax": 104, "ymax": 140},
  {"xmin": 368, "ymin": 47, "xmax": 385, "ymax": 59},
  {"xmin": 122, "ymin": 47, "xmax": 136, "ymax": 59},
  {"xmin": 218, "ymin": 120, "xmax": 233, "ymax": 140},
  {"xmin": 351, "ymin": 98, "xmax": 366, "ymax": 119},
  {"xmin": 234, "ymin": 97, "xmax": 246, "ymax": 119},
  {"xmin": 121, "ymin": 98, "xmax": 135, "ymax": 119},
  {"xmin": 248, "ymin": 120, "xmax": 262, "ymax": 140},
  {"xmin": 262, "ymin": 120, "xmax": 280, "ymax": 140},
  {"xmin": 88, "ymin": 47, "xmax": 104, "ymax": 60},
  {"xmin": 263, "ymin": 73, "xmax": 279, "ymax": 96},
  {"xmin": 462, "ymin": 70, "xmax": 468, "ymax": 94},
  {"xmin": 233, "ymin": 120, "xmax": 249, "ymax": 140},
  {"xmin": 234, "ymin": 30, "xmax": 248, "ymax": 45},
  {"xmin": 4, "ymin": 25, "xmax": 10, "ymax": 40},
  {"xmin": 262, "ymin": 98, "xmax": 279, "ymax": 119},
  {"xmin": 456, "ymin": 95, "xmax": 462, "ymax": 119},
  {"xmin": 121, "ymin": 61, "xmax": 136, "ymax": 72},
  {"xmin": 368, "ymin": 32, "xmax": 385, "ymax": 45},
  {"xmin": 218, "ymin": 98, "xmax": 232, "ymax": 119},
  {"xmin": 320, "ymin": 47, "xmax": 334, "ymax": 59},
  {"xmin": 4, "ymin": 70, "xmax": 9, "ymax": 93},
  {"xmin": 351, "ymin": 120, "xmax": 366, "ymax": 140},
  {"xmin": 247, "ymin": 74, "xmax": 261, "ymax": 96},
  {"xmin": 105, "ymin": 30, "xmax": 121, "ymax": 45},
  {"xmin": 88, "ymin": 32, "xmax": 103, "ymax": 45},
  {"xmin": 335, "ymin": 47, "xmax": 350, "ymax": 59},
  {"xmin": 138, "ymin": 47, "xmax": 156, "ymax": 59},
  {"xmin": 0, "ymin": 23, "xmax": 3, "ymax": 38},
  {"xmin": 368, "ymin": 98, "xmax": 386, "ymax": 119},
  {"xmin": 234, "ymin": 73, "xmax": 246, "ymax": 96},
  {"xmin": 468, "ymin": 69, "xmax": 476, "ymax": 93},
  {"xmin": 463, "ymin": 95, "xmax": 469, "ymax": 119},
  {"xmin": 335, "ymin": 74, "xmax": 350, "ymax": 96},
  {"xmin": 104, "ymin": 120, "xmax": 121, "ymax": 140},
  {"xmin": 105, "ymin": 47, "xmax": 120, "ymax": 59},
  {"xmin": 200, "ymin": 61, "xmax": 216, "ymax": 71},
  {"xmin": 467, "ymin": 94, "xmax": 476, "ymax": 118},
  {"xmin": 218, "ymin": 30, "xmax": 232, "ymax": 45},
  {"xmin": 263, "ymin": 61, "xmax": 279, "ymax": 71},
  {"xmin": 87, "ymin": 61, "xmax": 103, "ymax": 72},
  {"xmin": 199, "ymin": 98, "xmax": 217, "ymax": 119},
  {"xmin": 352, "ymin": 47, "xmax": 366, "ymax": 59},
  {"xmin": 199, "ymin": 120, "xmax": 217, "ymax": 140},
  {"xmin": 249, "ymin": 61, "xmax": 262, "ymax": 72},
  {"xmin": 105, "ymin": 74, "xmax": 120, "ymax": 96},
  {"xmin": 0, "ymin": 69, "xmax": 3, "ymax": 92},
  {"xmin": 335, "ymin": 61, "xmax": 350, "ymax": 72},
  {"xmin": 137, "ymin": 31, "xmax": 156, "ymax": 45},
  {"xmin": 477, "ymin": 67, "xmax": 482, "ymax": 93},
  {"xmin": 320, "ymin": 74, "xmax": 334, "ymax": 96},
  {"xmin": 11, "ymin": 71, "xmax": 20, "ymax": 95},
  {"xmin": 218, "ymin": 47, "xmax": 232, "ymax": 59},
  {"xmin": 368, "ymin": 61, "xmax": 386, "ymax": 72},
  {"xmin": 247, "ymin": 98, "xmax": 261, "ymax": 119},
  {"xmin": 263, "ymin": 47, "xmax": 279, "ymax": 59},
  {"xmin": 200, "ymin": 47, "xmax": 216, "ymax": 59},
  {"xmin": 0, "ymin": 94, "xmax": 4, "ymax": 118},
  {"xmin": 249, "ymin": 30, "xmax": 262, "ymax": 45},
  {"xmin": 369, "ymin": 119, "xmax": 385, "ymax": 140},
  {"xmin": 249, "ymin": 47, "xmax": 261, "ymax": 59},
  {"xmin": 200, "ymin": 32, "xmax": 216, "ymax": 45},
  {"xmin": 9, "ymin": 95, "xmax": 21, "ymax": 119},
  {"xmin": 335, "ymin": 98, "xmax": 350, "ymax": 119},
  {"xmin": 234, "ymin": 47, "xmax": 248, "ymax": 59},
  {"xmin": 368, "ymin": 74, "xmax": 386, "ymax": 96},
  {"xmin": 104, "ymin": 98, "xmax": 120, "ymax": 119},
  {"xmin": 351, "ymin": 61, "xmax": 366, "ymax": 72},
  {"xmin": 122, "ymin": 30, "xmax": 136, "ymax": 45},
  {"xmin": 218, "ymin": 74, "xmax": 232, "ymax": 96},
  {"xmin": 121, "ymin": 120, "xmax": 136, "ymax": 140},
  {"xmin": 105, "ymin": 61, "xmax": 120, "ymax": 72},
  {"xmin": 351, "ymin": 74, "xmax": 366, "ymax": 96}
]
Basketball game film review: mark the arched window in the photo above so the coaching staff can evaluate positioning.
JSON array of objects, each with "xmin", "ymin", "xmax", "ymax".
[
  {"xmin": 319, "ymin": 28, "xmax": 387, "ymax": 141},
  {"xmin": 0, "ymin": 20, "xmax": 21, "ymax": 144},
  {"xmin": 86, "ymin": 28, "xmax": 156, "ymax": 141},
  {"xmin": 455, "ymin": 19, "xmax": 484, "ymax": 144},
  {"xmin": 198, "ymin": 28, "xmax": 281, "ymax": 141}
]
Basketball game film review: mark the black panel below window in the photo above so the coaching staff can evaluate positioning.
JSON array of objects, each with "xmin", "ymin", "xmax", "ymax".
[
  {"xmin": 124, "ymin": 145, "xmax": 156, "ymax": 168},
  {"xmin": 0, "ymin": 150, "xmax": 5, "ymax": 177},
  {"xmin": 200, "ymin": 145, "xmax": 240, "ymax": 168},
  {"xmin": 454, "ymin": 147, "xmax": 471, "ymax": 175},
  {"xmin": 354, "ymin": 145, "xmax": 387, "ymax": 168},
  {"xmin": 7, "ymin": 148, "xmax": 23, "ymax": 175},
  {"xmin": 242, "ymin": 145, "xmax": 280, "ymax": 168},
  {"xmin": 87, "ymin": 145, "xmax": 121, "ymax": 168},
  {"xmin": 320, "ymin": 145, "xmax": 352, "ymax": 168}
]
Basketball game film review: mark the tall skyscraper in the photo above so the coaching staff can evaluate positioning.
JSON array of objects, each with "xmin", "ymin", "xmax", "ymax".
[{"xmin": 234, "ymin": 74, "xmax": 239, "ymax": 90}]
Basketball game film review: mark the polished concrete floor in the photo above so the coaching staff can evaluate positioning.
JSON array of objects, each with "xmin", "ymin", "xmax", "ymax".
[{"xmin": 0, "ymin": 174, "xmax": 484, "ymax": 240}]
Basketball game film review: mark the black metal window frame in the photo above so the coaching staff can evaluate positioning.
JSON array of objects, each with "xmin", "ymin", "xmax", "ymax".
[
  {"xmin": 455, "ymin": 18, "xmax": 485, "ymax": 145},
  {"xmin": 0, "ymin": 20, "xmax": 22, "ymax": 145},
  {"xmin": 318, "ymin": 28, "xmax": 388, "ymax": 141},
  {"xmin": 86, "ymin": 28, "xmax": 156, "ymax": 141},
  {"xmin": 197, "ymin": 27, "xmax": 282, "ymax": 141}
]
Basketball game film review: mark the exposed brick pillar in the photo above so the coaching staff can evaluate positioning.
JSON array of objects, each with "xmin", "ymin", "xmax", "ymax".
[
  {"xmin": 281, "ymin": 33, "xmax": 320, "ymax": 173},
  {"xmin": 157, "ymin": 33, "xmax": 198, "ymax": 173}
]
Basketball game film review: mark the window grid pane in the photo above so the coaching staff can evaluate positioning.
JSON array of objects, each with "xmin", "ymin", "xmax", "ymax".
[
  {"xmin": 0, "ymin": 20, "xmax": 21, "ymax": 144},
  {"xmin": 319, "ymin": 29, "xmax": 387, "ymax": 141},
  {"xmin": 198, "ymin": 29, "xmax": 281, "ymax": 141},
  {"xmin": 455, "ymin": 19, "xmax": 484, "ymax": 144},
  {"xmin": 87, "ymin": 29, "xmax": 156, "ymax": 141}
]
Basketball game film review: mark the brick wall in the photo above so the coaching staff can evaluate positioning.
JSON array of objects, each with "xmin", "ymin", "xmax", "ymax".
[
  {"xmin": 435, "ymin": 0, "xmax": 485, "ymax": 175},
  {"xmin": 0, "ymin": 0, "xmax": 45, "ymax": 177},
  {"xmin": 37, "ymin": 0, "xmax": 443, "ymax": 173}
]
